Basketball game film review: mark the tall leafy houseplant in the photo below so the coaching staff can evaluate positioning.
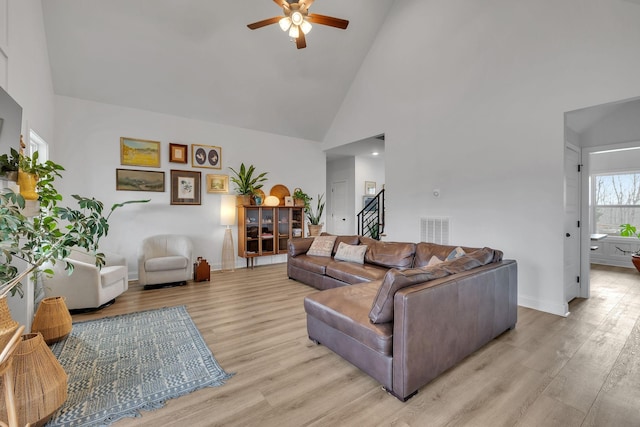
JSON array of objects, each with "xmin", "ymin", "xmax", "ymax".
[
  {"xmin": 0, "ymin": 152, "xmax": 149, "ymax": 297},
  {"xmin": 229, "ymin": 163, "xmax": 268, "ymax": 205},
  {"xmin": 618, "ymin": 223, "xmax": 640, "ymax": 273},
  {"xmin": 305, "ymin": 193, "xmax": 325, "ymax": 237}
]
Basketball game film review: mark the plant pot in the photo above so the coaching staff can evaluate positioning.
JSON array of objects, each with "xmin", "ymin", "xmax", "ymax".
[
  {"xmin": 632, "ymin": 255, "xmax": 640, "ymax": 273},
  {"xmin": 18, "ymin": 170, "xmax": 38, "ymax": 200},
  {"xmin": 308, "ymin": 223, "xmax": 323, "ymax": 237},
  {"xmin": 236, "ymin": 195, "xmax": 252, "ymax": 206},
  {"xmin": 31, "ymin": 296, "xmax": 72, "ymax": 345},
  {"xmin": 0, "ymin": 332, "xmax": 68, "ymax": 427}
]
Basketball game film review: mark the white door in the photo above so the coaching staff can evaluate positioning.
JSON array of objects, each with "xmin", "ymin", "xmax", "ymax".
[
  {"xmin": 564, "ymin": 144, "xmax": 581, "ymax": 302},
  {"xmin": 331, "ymin": 180, "xmax": 349, "ymax": 235}
]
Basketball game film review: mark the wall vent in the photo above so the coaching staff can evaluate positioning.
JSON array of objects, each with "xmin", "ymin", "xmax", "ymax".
[{"xmin": 420, "ymin": 217, "xmax": 450, "ymax": 245}]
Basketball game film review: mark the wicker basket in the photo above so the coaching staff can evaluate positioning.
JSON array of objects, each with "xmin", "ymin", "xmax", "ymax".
[
  {"xmin": 31, "ymin": 296, "xmax": 72, "ymax": 345},
  {"xmin": 0, "ymin": 332, "xmax": 68, "ymax": 427}
]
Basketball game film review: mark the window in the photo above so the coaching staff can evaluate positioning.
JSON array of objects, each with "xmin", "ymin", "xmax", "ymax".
[
  {"xmin": 28, "ymin": 129, "xmax": 48, "ymax": 161},
  {"xmin": 591, "ymin": 172, "xmax": 640, "ymax": 234}
]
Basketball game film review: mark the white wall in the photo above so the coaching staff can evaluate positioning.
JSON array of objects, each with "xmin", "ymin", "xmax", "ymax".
[
  {"xmin": 3, "ymin": 0, "xmax": 55, "ymax": 329},
  {"xmin": 53, "ymin": 95, "xmax": 326, "ymax": 279},
  {"xmin": 323, "ymin": 0, "xmax": 640, "ymax": 316}
]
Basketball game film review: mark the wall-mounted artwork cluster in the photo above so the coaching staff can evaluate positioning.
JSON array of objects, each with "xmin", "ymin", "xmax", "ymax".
[{"xmin": 116, "ymin": 137, "xmax": 229, "ymax": 205}]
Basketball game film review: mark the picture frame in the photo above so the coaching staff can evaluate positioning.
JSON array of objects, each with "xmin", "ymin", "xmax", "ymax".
[
  {"xmin": 169, "ymin": 143, "xmax": 188, "ymax": 163},
  {"xmin": 191, "ymin": 144, "xmax": 221, "ymax": 169},
  {"xmin": 365, "ymin": 181, "xmax": 376, "ymax": 195},
  {"xmin": 284, "ymin": 196, "xmax": 294, "ymax": 207},
  {"xmin": 170, "ymin": 169, "xmax": 201, "ymax": 205},
  {"xmin": 363, "ymin": 195, "xmax": 378, "ymax": 212},
  {"xmin": 116, "ymin": 169, "xmax": 165, "ymax": 192},
  {"xmin": 205, "ymin": 174, "xmax": 229, "ymax": 193},
  {"xmin": 120, "ymin": 137, "xmax": 161, "ymax": 167}
]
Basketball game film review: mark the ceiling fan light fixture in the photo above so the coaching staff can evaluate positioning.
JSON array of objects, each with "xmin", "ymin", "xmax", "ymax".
[
  {"xmin": 278, "ymin": 16, "xmax": 292, "ymax": 31},
  {"xmin": 288, "ymin": 24, "xmax": 300, "ymax": 39},
  {"xmin": 291, "ymin": 11, "xmax": 304, "ymax": 26},
  {"xmin": 300, "ymin": 20, "xmax": 312, "ymax": 35}
]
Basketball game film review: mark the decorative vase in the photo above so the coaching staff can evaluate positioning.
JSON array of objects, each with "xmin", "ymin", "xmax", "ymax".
[
  {"xmin": 31, "ymin": 297, "xmax": 72, "ymax": 345},
  {"xmin": 632, "ymin": 255, "xmax": 640, "ymax": 273},
  {"xmin": 308, "ymin": 223, "xmax": 323, "ymax": 237},
  {"xmin": 0, "ymin": 332, "xmax": 68, "ymax": 427},
  {"xmin": 17, "ymin": 170, "xmax": 38, "ymax": 200},
  {"xmin": 0, "ymin": 296, "xmax": 19, "ymax": 337}
]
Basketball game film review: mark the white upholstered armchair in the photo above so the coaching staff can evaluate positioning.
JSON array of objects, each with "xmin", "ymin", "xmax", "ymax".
[
  {"xmin": 138, "ymin": 234, "xmax": 193, "ymax": 289},
  {"xmin": 41, "ymin": 249, "xmax": 129, "ymax": 311}
]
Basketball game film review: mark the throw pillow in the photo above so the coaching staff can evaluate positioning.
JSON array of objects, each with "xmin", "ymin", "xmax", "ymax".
[
  {"xmin": 446, "ymin": 246, "xmax": 465, "ymax": 261},
  {"xmin": 306, "ymin": 235, "xmax": 337, "ymax": 257},
  {"xmin": 334, "ymin": 242, "xmax": 367, "ymax": 264},
  {"xmin": 427, "ymin": 255, "xmax": 443, "ymax": 266}
]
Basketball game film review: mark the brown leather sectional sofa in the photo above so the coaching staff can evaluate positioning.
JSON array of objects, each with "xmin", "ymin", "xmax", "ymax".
[{"xmin": 287, "ymin": 235, "xmax": 518, "ymax": 401}]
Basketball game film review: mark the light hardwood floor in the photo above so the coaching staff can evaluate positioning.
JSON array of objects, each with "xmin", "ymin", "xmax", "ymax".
[{"xmin": 70, "ymin": 263, "xmax": 640, "ymax": 427}]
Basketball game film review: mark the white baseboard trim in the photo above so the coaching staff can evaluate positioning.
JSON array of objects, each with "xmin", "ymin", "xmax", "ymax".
[{"xmin": 518, "ymin": 295, "xmax": 569, "ymax": 317}]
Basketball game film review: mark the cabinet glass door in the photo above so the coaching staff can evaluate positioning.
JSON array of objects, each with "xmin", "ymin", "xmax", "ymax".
[
  {"xmin": 245, "ymin": 207, "xmax": 260, "ymax": 255},
  {"xmin": 261, "ymin": 208, "xmax": 274, "ymax": 254}
]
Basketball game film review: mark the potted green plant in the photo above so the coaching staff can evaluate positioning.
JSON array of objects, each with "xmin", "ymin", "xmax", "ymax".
[
  {"xmin": 306, "ymin": 193, "xmax": 325, "ymax": 237},
  {"xmin": 229, "ymin": 163, "xmax": 268, "ymax": 206},
  {"xmin": 292, "ymin": 188, "xmax": 310, "ymax": 208},
  {"xmin": 17, "ymin": 151, "xmax": 65, "ymax": 200},
  {"xmin": 0, "ymin": 153, "xmax": 149, "ymax": 298},
  {"xmin": 0, "ymin": 147, "xmax": 20, "ymax": 181},
  {"xmin": 619, "ymin": 223, "xmax": 640, "ymax": 272}
]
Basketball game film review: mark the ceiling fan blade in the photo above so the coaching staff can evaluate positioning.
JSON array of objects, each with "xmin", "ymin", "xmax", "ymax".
[
  {"xmin": 307, "ymin": 13, "xmax": 349, "ymax": 30},
  {"xmin": 247, "ymin": 16, "xmax": 282, "ymax": 30},
  {"xmin": 296, "ymin": 31, "xmax": 307, "ymax": 49},
  {"xmin": 273, "ymin": 0, "xmax": 290, "ymax": 11},
  {"xmin": 299, "ymin": 0, "xmax": 315, "ymax": 12}
]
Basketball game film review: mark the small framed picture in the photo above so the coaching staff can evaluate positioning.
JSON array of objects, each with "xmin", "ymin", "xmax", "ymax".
[
  {"xmin": 284, "ymin": 196, "xmax": 294, "ymax": 207},
  {"xmin": 206, "ymin": 174, "xmax": 229, "ymax": 193},
  {"xmin": 116, "ymin": 169, "xmax": 165, "ymax": 192},
  {"xmin": 363, "ymin": 195, "xmax": 378, "ymax": 212},
  {"xmin": 365, "ymin": 181, "xmax": 376, "ymax": 195},
  {"xmin": 192, "ymin": 144, "xmax": 221, "ymax": 169},
  {"xmin": 170, "ymin": 169, "xmax": 201, "ymax": 205},
  {"xmin": 169, "ymin": 143, "xmax": 188, "ymax": 163},
  {"xmin": 120, "ymin": 137, "xmax": 161, "ymax": 167}
]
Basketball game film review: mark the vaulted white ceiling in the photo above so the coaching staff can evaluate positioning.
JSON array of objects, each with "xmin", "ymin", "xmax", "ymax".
[{"xmin": 41, "ymin": 0, "xmax": 394, "ymax": 142}]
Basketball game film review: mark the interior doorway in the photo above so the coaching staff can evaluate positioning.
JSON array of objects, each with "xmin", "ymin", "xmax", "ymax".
[{"xmin": 564, "ymin": 95, "xmax": 640, "ymax": 310}]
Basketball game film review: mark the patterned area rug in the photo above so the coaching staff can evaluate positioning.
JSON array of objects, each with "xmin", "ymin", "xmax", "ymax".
[{"xmin": 46, "ymin": 305, "xmax": 233, "ymax": 427}]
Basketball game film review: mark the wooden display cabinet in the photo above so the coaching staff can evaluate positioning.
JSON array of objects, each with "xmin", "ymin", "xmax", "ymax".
[{"xmin": 238, "ymin": 205, "xmax": 304, "ymax": 268}]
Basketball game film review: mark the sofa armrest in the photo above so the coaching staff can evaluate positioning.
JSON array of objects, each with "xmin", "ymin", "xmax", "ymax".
[{"xmin": 288, "ymin": 238, "xmax": 315, "ymax": 257}]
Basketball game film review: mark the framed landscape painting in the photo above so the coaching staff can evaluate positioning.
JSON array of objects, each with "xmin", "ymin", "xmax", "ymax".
[
  {"xmin": 192, "ymin": 144, "xmax": 221, "ymax": 169},
  {"xmin": 120, "ymin": 137, "xmax": 161, "ymax": 167},
  {"xmin": 116, "ymin": 169, "xmax": 165, "ymax": 192},
  {"xmin": 206, "ymin": 174, "xmax": 228, "ymax": 193},
  {"xmin": 170, "ymin": 169, "xmax": 201, "ymax": 205}
]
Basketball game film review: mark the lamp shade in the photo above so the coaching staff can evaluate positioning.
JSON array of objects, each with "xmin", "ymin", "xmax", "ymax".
[{"xmin": 220, "ymin": 195, "xmax": 236, "ymax": 226}]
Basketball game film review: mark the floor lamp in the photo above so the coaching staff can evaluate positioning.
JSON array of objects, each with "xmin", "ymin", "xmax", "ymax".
[{"xmin": 220, "ymin": 195, "xmax": 236, "ymax": 272}]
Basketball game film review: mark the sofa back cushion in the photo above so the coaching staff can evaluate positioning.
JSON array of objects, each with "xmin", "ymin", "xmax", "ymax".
[
  {"xmin": 368, "ymin": 247, "xmax": 503, "ymax": 324},
  {"xmin": 369, "ymin": 265, "xmax": 451, "ymax": 324},
  {"xmin": 360, "ymin": 237, "xmax": 416, "ymax": 269}
]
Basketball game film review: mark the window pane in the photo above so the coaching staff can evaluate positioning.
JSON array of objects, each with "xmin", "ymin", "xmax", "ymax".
[
  {"xmin": 595, "ymin": 206, "xmax": 640, "ymax": 234},
  {"xmin": 595, "ymin": 174, "xmax": 640, "ymax": 206}
]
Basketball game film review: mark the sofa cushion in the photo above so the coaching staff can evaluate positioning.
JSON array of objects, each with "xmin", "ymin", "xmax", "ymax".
[
  {"xmin": 413, "ymin": 242, "xmax": 479, "ymax": 268},
  {"xmin": 288, "ymin": 254, "xmax": 334, "ymax": 275},
  {"xmin": 334, "ymin": 242, "xmax": 367, "ymax": 264},
  {"xmin": 307, "ymin": 235, "xmax": 337, "ymax": 257},
  {"xmin": 369, "ymin": 265, "xmax": 451, "ymax": 324},
  {"xmin": 427, "ymin": 255, "xmax": 443, "ymax": 266},
  {"xmin": 360, "ymin": 237, "xmax": 416, "ymax": 269},
  {"xmin": 325, "ymin": 261, "xmax": 388, "ymax": 284},
  {"xmin": 304, "ymin": 281, "xmax": 393, "ymax": 356},
  {"xmin": 144, "ymin": 256, "xmax": 188, "ymax": 272}
]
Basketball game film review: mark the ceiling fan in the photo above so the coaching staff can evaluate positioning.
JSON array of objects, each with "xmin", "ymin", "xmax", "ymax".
[{"xmin": 247, "ymin": 0, "xmax": 349, "ymax": 49}]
